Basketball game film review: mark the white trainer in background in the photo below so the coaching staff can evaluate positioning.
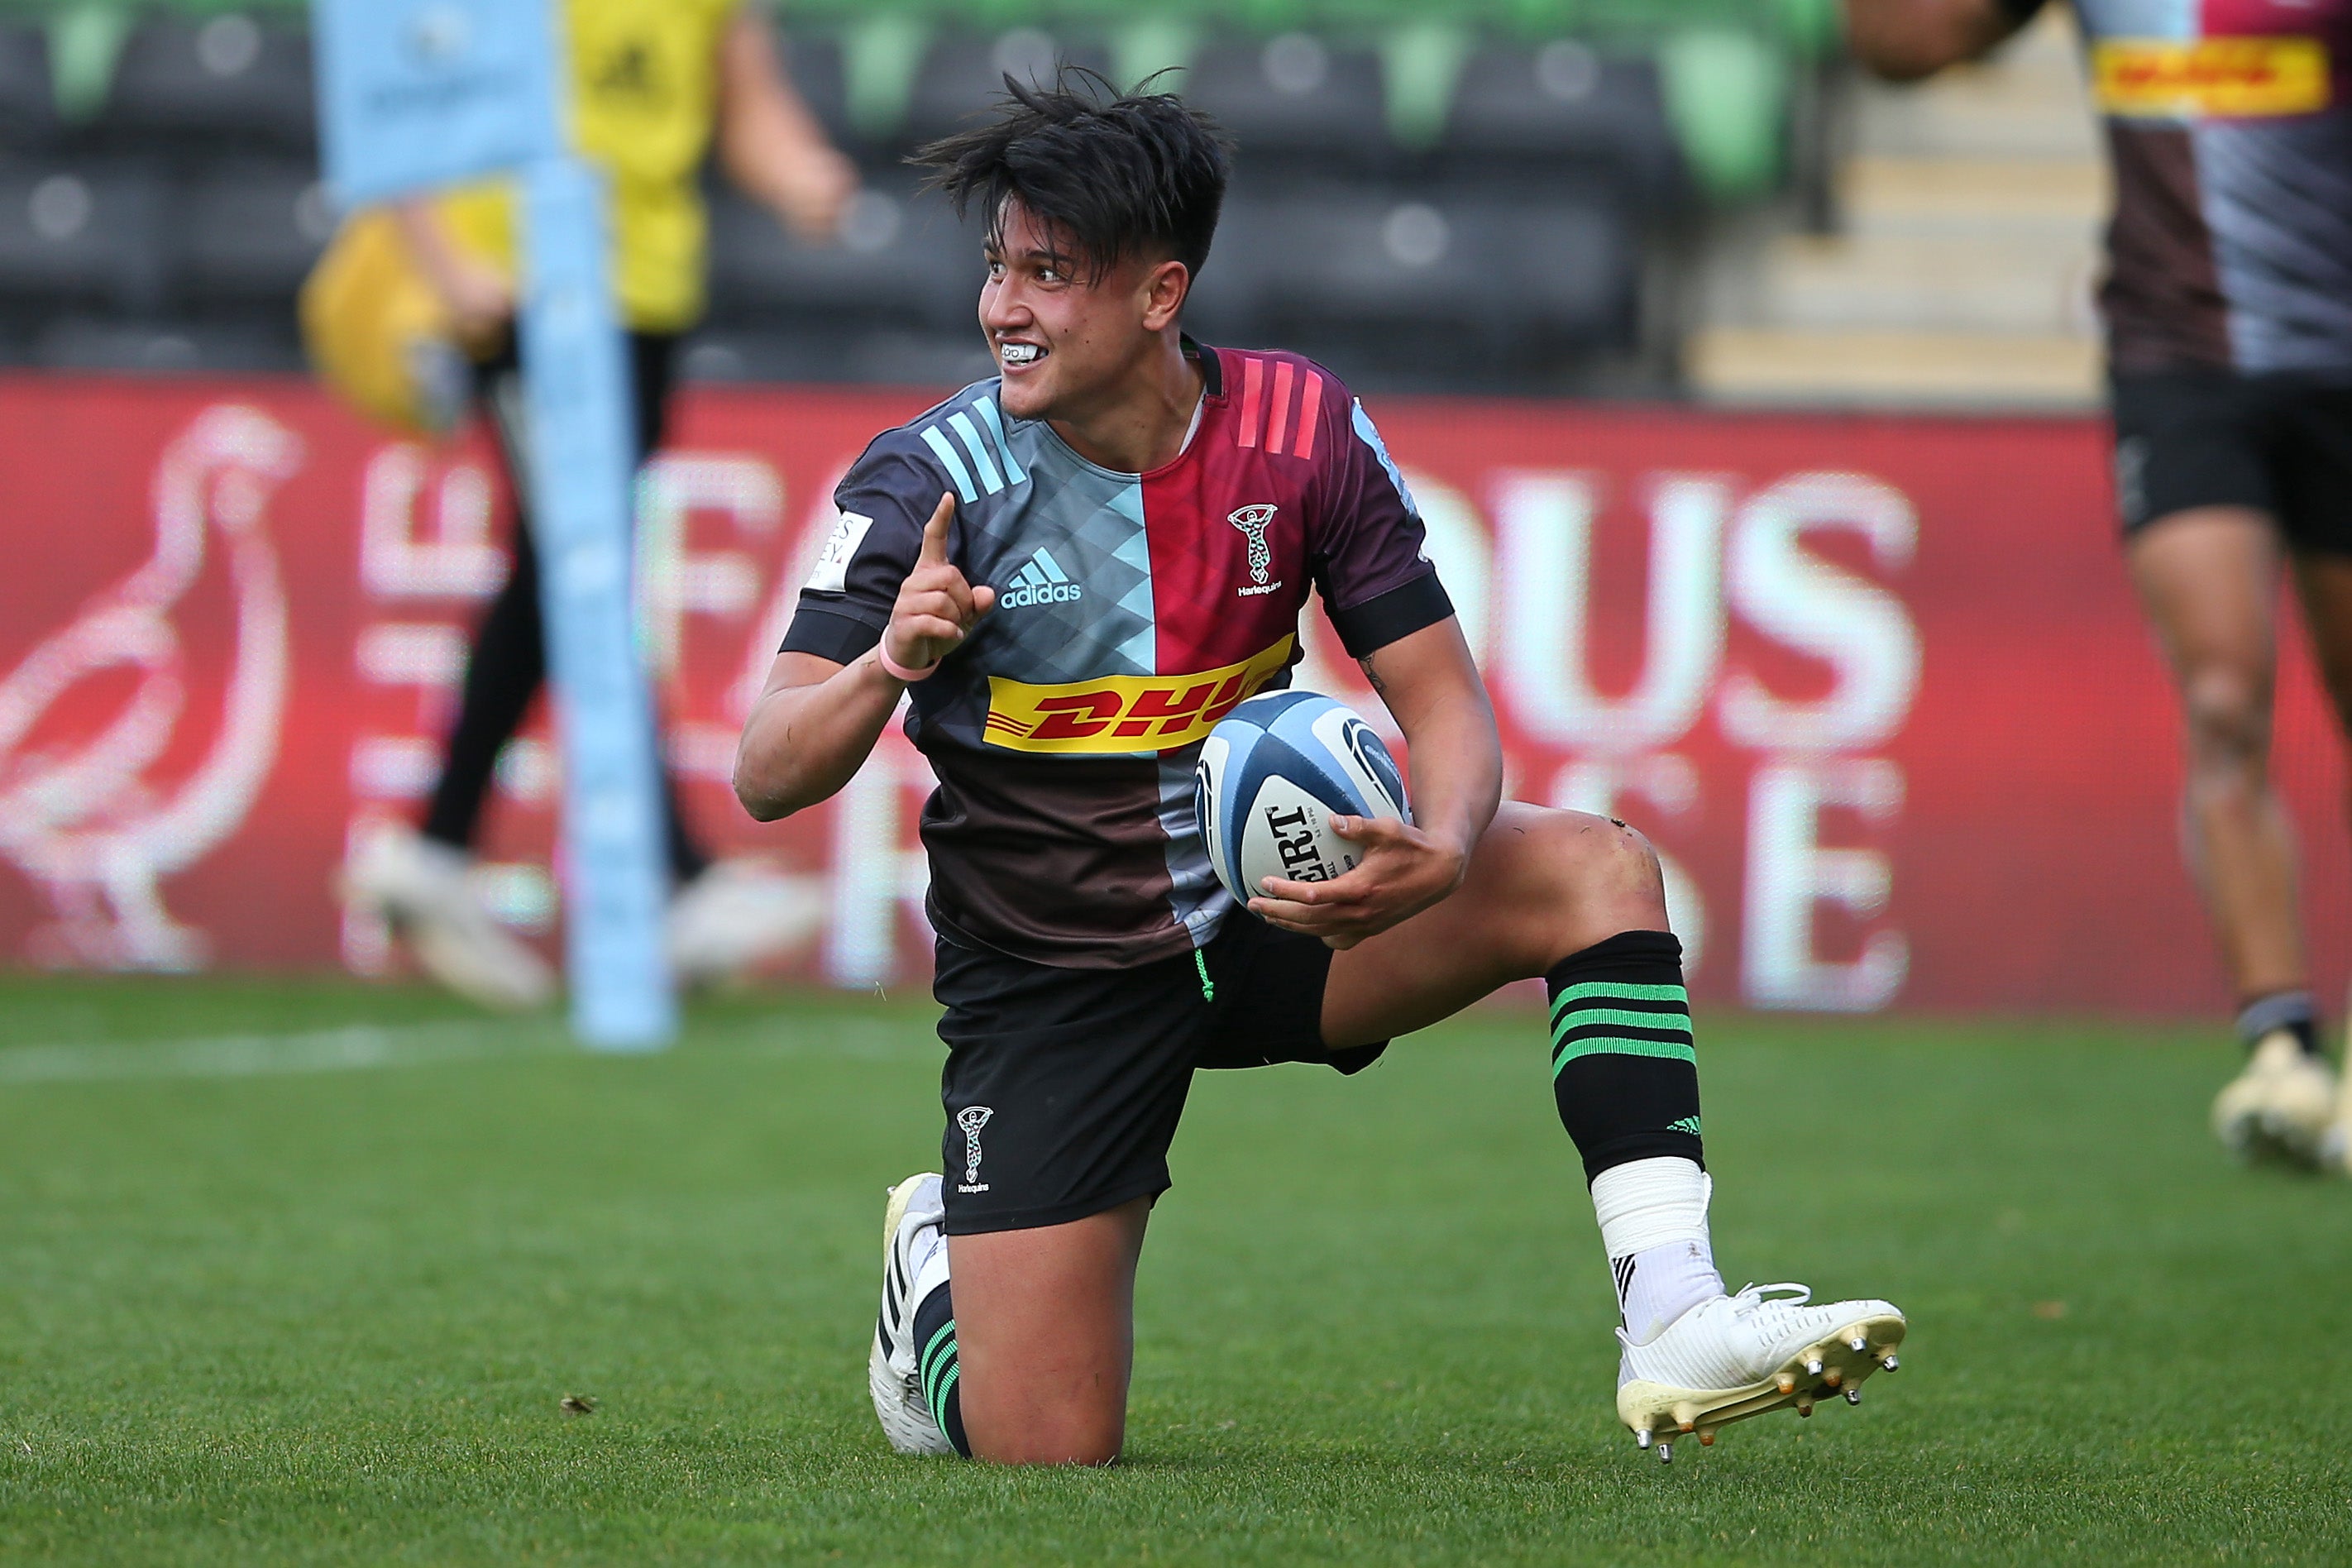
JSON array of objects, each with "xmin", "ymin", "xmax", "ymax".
[
  {"xmin": 2318, "ymin": 1034, "xmax": 2352, "ymax": 1177},
  {"xmin": 667, "ymin": 857, "xmax": 828, "ymax": 987},
  {"xmin": 338, "ymin": 824, "xmax": 557, "ymax": 1011},
  {"xmin": 2212, "ymin": 1030, "xmax": 2340, "ymax": 1167},
  {"xmin": 1616, "ymin": 1282, "xmax": 1907, "ymax": 1464},
  {"xmin": 870, "ymin": 1172, "xmax": 957, "ymax": 1457}
]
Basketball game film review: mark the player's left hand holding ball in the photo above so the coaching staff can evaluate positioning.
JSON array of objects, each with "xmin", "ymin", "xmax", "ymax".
[{"xmin": 1249, "ymin": 815, "xmax": 1467, "ymax": 949}]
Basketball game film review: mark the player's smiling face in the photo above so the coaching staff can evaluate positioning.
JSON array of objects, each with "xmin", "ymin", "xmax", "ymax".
[{"xmin": 979, "ymin": 198, "xmax": 1183, "ymax": 425}]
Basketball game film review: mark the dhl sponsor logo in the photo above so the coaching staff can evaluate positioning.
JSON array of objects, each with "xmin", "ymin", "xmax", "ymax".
[
  {"xmin": 2093, "ymin": 36, "xmax": 2330, "ymax": 117},
  {"xmin": 982, "ymin": 637, "xmax": 1295, "ymax": 754}
]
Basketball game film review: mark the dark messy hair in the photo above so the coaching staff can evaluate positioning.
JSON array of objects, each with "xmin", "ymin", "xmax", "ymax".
[{"xmin": 911, "ymin": 68, "xmax": 1232, "ymax": 289}]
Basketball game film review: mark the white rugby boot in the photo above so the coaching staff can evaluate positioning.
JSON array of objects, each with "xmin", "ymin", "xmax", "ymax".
[
  {"xmin": 2212, "ymin": 1030, "xmax": 2339, "ymax": 1167},
  {"xmin": 869, "ymin": 1173, "xmax": 957, "ymax": 1457},
  {"xmin": 1616, "ymin": 1283, "xmax": 1906, "ymax": 1463},
  {"xmin": 338, "ymin": 825, "xmax": 555, "ymax": 1011},
  {"xmin": 667, "ymin": 858, "xmax": 827, "ymax": 988}
]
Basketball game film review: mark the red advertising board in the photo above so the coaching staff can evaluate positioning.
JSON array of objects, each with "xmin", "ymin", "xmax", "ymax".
[{"xmin": 2, "ymin": 374, "xmax": 2345, "ymax": 1015}]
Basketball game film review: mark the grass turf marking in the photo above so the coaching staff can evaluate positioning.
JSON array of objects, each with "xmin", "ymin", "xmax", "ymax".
[
  {"xmin": 0, "ymin": 1011, "xmax": 944, "ymax": 1087},
  {"xmin": 0, "ymin": 1020, "xmax": 562, "ymax": 1085}
]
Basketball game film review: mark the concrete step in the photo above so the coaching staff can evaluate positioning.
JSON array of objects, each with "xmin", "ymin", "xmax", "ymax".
[
  {"xmin": 1752, "ymin": 230, "xmax": 2101, "ymax": 334},
  {"xmin": 1852, "ymin": 77, "xmax": 2101, "ymax": 160},
  {"xmin": 1686, "ymin": 327, "xmax": 2101, "ymax": 408},
  {"xmin": 1838, "ymin": 155, "xmax": 2108, "ymax": 238}
]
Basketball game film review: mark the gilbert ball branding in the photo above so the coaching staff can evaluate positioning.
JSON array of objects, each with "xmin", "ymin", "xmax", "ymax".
[{"xmin": 1194, "ymin": 691, "xmax": 1411, "ymax": 908}]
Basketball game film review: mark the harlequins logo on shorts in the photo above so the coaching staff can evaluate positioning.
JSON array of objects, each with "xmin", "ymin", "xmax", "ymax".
[
  {"xmin": 957, "ymin": 1105, "xmax": 994, "ymax": 1193},
  {"xmin": 999, "ymin": 547, "xmax": 1081, "ymax": 608}
]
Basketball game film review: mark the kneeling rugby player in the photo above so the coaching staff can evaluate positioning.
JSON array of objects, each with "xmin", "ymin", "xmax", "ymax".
[{"xmin": 734, "ymin": 74, "xmax": 1905, "ymax": 1465}]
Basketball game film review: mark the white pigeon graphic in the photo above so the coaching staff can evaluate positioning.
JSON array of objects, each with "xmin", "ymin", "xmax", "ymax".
[{"xmin": 0, "ymin": 404, "xmax": 302, "ymax": 969}]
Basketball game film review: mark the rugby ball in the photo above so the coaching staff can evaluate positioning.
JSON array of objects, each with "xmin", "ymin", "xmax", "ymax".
[{"xmin": 1193, "ymin": 691, "xmax": 1412, "ymax": 908}]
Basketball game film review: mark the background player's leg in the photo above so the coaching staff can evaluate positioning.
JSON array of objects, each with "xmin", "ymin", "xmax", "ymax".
[
  {"xmin": 941, "ymin": 1199, "xmax": 1150, "ymax": 1465},
  {"xmin": 346, "ymin": 362, "xmax": 557, "ymax": 1009},
  {"xmin": 2130, "ymin": 509, "xmax": 2338, "ymax": 1160},
  {"xmin": 2282, "ymin": 397, "xmax": 2352, "ymax": 1167},
  {"xmin": 621, "ymin": 333, "xmax": 711, "ymax": 887},
  {"xmin": 2289, "ymin": 552, "xmax": 2352, "ymax": 1174},
  {"xmin": 340, "ymin": 451, "xmax": 555, "ymax": 1008},
  {"xmin": 421, "ymin": 343, "xmax": 710, "ymax": 880},
  {"xmin": 2127, "ymin": 507, "xmax": 2302, "ymax": 1003},
  {"xmin": 420, "ymin": 508, "xmax": 545, "ymax": 853},
  {"xmin": 419, "ymin": 360, "xmax": 547, "ymax": 856},
  {"xmin": 2291, "ymin": 549, "xmax": 2352, "ymax": 943}
]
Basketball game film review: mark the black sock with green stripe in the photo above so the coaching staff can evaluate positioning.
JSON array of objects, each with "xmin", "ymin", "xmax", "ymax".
[
  {"xmin": 1545, "ymin": 930, "xmax": 1704, "ymax": 1182},
  {"xmin": 910, "ymin": 1281, "xmax": 970, "ymax": 1457}
]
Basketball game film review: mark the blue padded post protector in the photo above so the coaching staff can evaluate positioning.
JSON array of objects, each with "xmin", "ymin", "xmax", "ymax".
[
  {"xmin": 312, "ymin": 0, "xmax": 562, "ymax": 208},
  {"xmin": 518, "ymin": 155, "xmax": 677, "ymax": 1050},
  {"xmin": 314, "ymin": 0, "xmax": 675, "ymax": 1048}
]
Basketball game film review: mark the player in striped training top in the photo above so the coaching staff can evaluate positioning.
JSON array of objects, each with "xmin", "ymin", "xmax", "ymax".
[{"xmin": 734, "ymin": 72, "xmax": 1907, "ymax": 1466}]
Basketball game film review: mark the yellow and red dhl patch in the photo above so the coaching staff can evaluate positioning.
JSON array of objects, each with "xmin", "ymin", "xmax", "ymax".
[
  {"xmin": 982, "ymin": 637, "xmax": 1295, "ymax": 754},
  {"xmin": 2093, "ymin": 36, "xmax": 2331, "ymax": 117}
]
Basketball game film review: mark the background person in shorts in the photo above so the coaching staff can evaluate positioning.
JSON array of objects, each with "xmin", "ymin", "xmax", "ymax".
[
  {"xmin": 342, "ymin": 0, "xmax": 858, "ymax": 1008},
  {"xmin": 1850, "ymin": 0, "xmax": 2352, "ymax": 1167}
]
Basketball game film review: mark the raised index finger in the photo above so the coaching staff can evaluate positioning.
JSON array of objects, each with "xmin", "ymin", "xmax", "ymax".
[{"xmin": 916, "ymin": 492, "xmax": 956, "ymax": 567}]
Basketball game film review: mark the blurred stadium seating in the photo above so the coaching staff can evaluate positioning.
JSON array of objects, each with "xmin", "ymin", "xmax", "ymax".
[
  {"xmin": 0, "ymin": 0, "xmax": 1838, "ymax": 395},
  {"xmin": 1687, "ymin": 5, "xmax": 2104, "ymax": 407}
]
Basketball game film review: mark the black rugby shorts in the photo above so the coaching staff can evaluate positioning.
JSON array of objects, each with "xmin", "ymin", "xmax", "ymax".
[
  {"xmin": 2111, "ymin": 370, "xmax": 2352, "ymax": 553},
  {"xmin": 930, "ymin": 915, "xmax": 1388, "ymax": 1236}
]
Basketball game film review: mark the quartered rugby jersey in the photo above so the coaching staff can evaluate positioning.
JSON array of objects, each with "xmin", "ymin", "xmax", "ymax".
[
  {"xmin": 781, "ymin": 342, "xmax": 1452, "ymax": 968},
  {"xmin": 2063, "ymin": 0, "xmax": 2352, "ymax": 375}
]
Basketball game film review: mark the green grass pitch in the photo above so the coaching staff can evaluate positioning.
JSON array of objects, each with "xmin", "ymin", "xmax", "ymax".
[{"xmin": 2, "ymin": 973, "xmax": 2350, "ymax": 1566}]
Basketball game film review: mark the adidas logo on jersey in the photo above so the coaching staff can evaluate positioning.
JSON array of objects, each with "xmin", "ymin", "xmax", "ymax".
[{"xmin": 1000, "ymin": 547, "xmax": 1083, "ymax": 608}]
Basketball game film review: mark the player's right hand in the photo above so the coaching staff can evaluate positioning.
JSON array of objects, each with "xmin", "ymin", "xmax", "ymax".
[{"xmin": 882, "ymin": 492, "xmax": 995, "ymax": 678}]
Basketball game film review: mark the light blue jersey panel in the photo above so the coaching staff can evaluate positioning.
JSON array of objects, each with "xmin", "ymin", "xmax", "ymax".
[{"xmin": 915, "ymin": 388, "xmax": 1157, "ymax": 687}]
